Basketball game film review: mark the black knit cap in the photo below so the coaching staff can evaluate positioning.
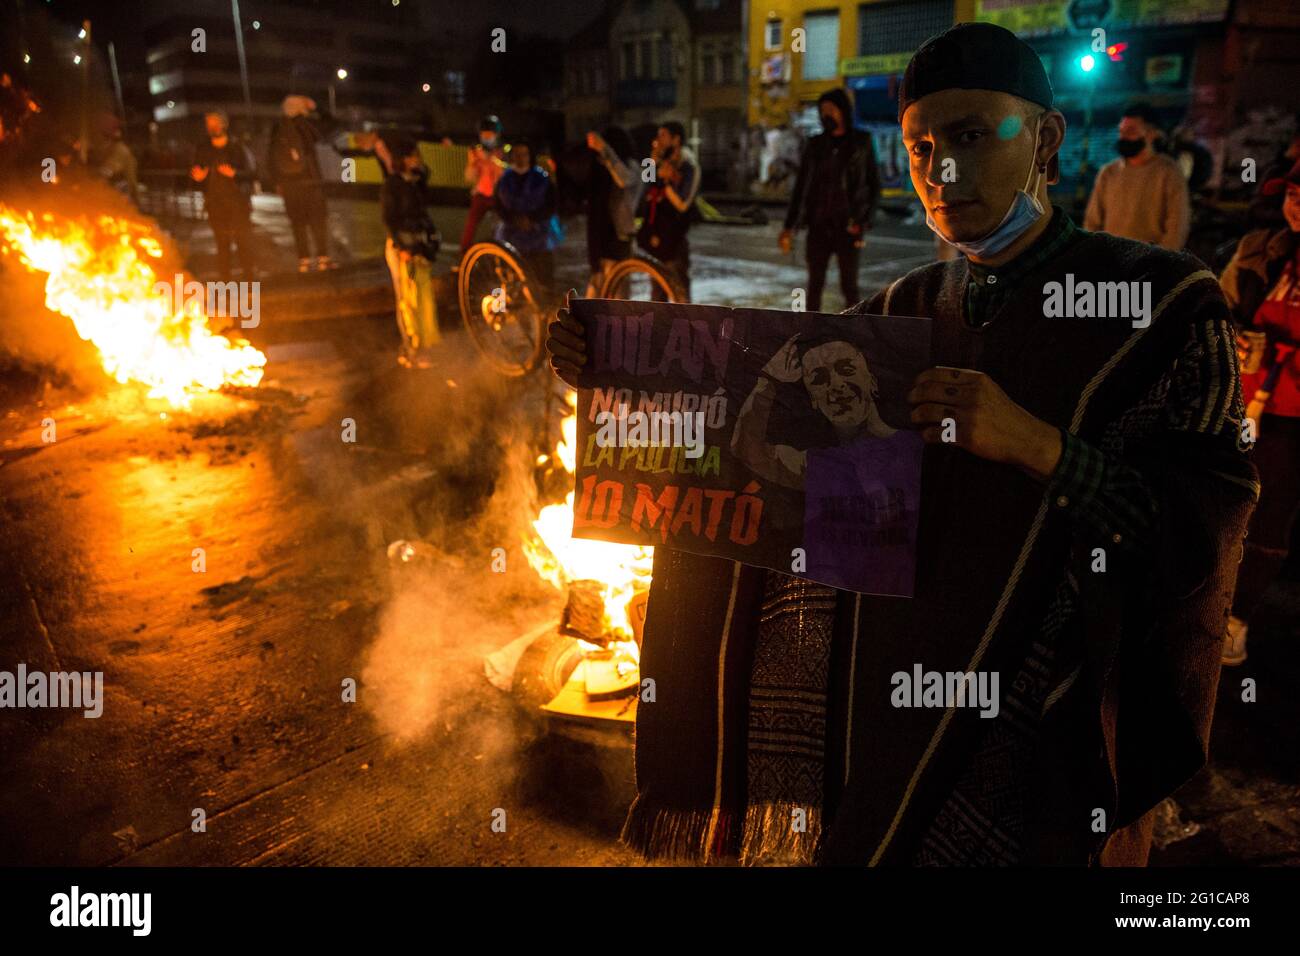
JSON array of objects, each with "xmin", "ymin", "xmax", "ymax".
[{"xmin": 898, "ymin": 22, "xmax": 1053, "ymax": 123}]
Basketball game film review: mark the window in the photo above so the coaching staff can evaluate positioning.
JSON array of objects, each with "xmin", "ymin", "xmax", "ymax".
[
  {"xmin": 802, "ymin": 10, "xmax": 840, "ymax": 80},
  {"xmin": 765, "ymin": 18, "xmax": 782, "ymax": 52},
  {"xmin": 699, "ymin": 43, "xmax": 735, "ymax": 86},
  {"xmin": 621, "ymin": 42, "xmax": 634, "ymax": 80},
  {"xmin": 659, "ymin": 34, "xmax": 673, "ymax": 79},
  {"xmin": 445, "ymin": 70, "xmax": 465, "ymax": 105},
  {"xmin": 857, "ymin": 0, "xmax": 949, "ymax": 57},
  {"xmin": 639, "ymin": 38, "xmax": 653, "ymax": 78}
]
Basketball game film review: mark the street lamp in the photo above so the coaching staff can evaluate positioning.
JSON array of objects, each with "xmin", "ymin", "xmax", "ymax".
[
  {"xmin": 230, "ymin": 0, "xmax": 254, "ymax": 129},
  {"xmin": 78, "ymin": 20, "xmax": 90, "ymax": 162},
  {"xmin": 1075, "ymin": 49, "xmax": 1101, "ymax": 207},
  {"xmin": 329, "ymin": 68, "xmax": 348, "ymax": 114}
]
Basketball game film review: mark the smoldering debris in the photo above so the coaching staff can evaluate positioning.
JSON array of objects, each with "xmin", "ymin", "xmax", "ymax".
[{"xmin": 358, "ymin": 367, "xmax": 567, "ymax": 744}]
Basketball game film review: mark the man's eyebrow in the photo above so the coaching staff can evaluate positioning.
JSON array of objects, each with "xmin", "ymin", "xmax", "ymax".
[
  {"xmin": 939, "ymin": 114, "xmax": 996, "ymax": 134},
  {"xmin": 904, "ymin": 114, "xmax": 996, "ymax": 139}
]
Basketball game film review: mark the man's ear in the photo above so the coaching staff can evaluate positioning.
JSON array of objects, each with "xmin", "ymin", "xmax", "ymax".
[{"xmin": 1041, "ymin": 110, "xmax": 1067, "ymax": 186}]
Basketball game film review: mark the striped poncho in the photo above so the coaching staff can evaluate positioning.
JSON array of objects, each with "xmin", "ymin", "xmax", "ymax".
[{"xmin": 621, "ymin": 213, "xmax": 1258, "ymax": 866}]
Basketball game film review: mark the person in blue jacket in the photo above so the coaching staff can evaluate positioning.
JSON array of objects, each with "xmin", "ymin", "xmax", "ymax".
[{"xmin": 493, "ymin": 138, "xmax": 563, "ymax": 294}]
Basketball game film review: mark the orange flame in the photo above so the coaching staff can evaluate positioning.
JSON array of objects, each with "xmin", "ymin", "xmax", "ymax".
[
  {"xmin": 0, "ymin": 204, "xmax": 266, "ymax": 408},
  {"xmin": 523, "ymin": 392, "xmax": 653, "ymax": 643}
]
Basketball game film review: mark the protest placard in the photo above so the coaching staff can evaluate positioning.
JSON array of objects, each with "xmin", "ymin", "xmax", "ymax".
[{"xmin": 570, "ymin": 298, "xmax": 932, "ymax": 596}]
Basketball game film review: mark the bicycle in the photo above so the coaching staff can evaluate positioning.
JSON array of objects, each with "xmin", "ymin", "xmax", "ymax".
[
  {"xmin": 457, "ymin": 239, "xmax": 551, "ymax": 376},
  {"xmin": 596, "ymin": 252, "xmax": 688, "ymax": 303}
]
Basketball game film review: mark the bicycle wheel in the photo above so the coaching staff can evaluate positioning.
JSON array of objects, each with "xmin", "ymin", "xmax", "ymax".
[
  {"xmin": 457, "ymin": 241, "xmax": 547, "ymax": 376},
  {"xmin": 599, "ymin": 255, "xmax": 685, "ymax": 303}
]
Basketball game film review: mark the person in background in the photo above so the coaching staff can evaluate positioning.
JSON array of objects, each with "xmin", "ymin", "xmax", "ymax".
[
  {"xmin": 98, "ymin": 121, "xmax": 139, "ymax": 206},
  {"xmin": 267, "ymin": 94, "xmax": 335, "ymax": 272},
  {"xmin": 191, "ymin": 111, "xmax": 256, "ymax": 281},
  {"xmin": 1166, "ymin": 123, "xmax": 1213, "ymax": 197},
  {"xmin": 637, "ymin": 121, "xmax": 699, "ymax": 299},
  {"xmin": 461, "ymin": 114, "xmax": 506, "ymax": 253},
  {"xmin": 381, "ymin": 138, "xmax": 441, "ymax": 369},
  {"xmin": 584, "ymin": 126, "xmax": 639, "ymax": 295},
  {"xmin": 1084, "ymin": 102, "xmax": 1190, "ymax": 250},
  {"xmin": 494, "ymin": 138, "xmax": 562, "ymax": 293},
  {"xmin": 1249, "ymin": 132, "xmax": 1300, "ymax": 231},
  {"xmin": 1217, "ymin": 157, "xmax": 1300, "ymax": 665},
  {"xmin": 779, "ymin": 87, "xmax": 880, "ymax": 312}
]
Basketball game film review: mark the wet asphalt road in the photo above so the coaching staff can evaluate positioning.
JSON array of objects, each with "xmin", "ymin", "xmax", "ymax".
[{"xmin": 0, "ymin": 210, "xmax": 1296, "ymax": 866}]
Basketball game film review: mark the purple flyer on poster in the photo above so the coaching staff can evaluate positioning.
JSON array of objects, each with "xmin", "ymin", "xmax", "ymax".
[{"xmin": 569, "ymin": 298, "xmax": 932, "ymax": 597}]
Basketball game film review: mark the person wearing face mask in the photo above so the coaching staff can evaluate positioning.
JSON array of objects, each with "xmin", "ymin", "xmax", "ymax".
[
  {"xmin": 1083, "ymin": 103, "xmax": 1190, "ymax": 250},
  {"xmin": 1217, "ymin": 159, "xmax": 1300, "ymax": 665},
  {"xmin": 637, "ymin": 121, "xmax": 700, "ymax": 299},
  {"xmin": 381, "ymin": 139, "xmax": 441, "ymax": 368},
  {"xmin": 192, "ymin": 111, "xmax": 257, "ymax": 281},
  {"xmin": 267, "ymin": 95, "xmax": 336, "ymax": 272},
  {"xmin": 779, "ymin": 88, "xmax": 881, "ymax": 311},
  {"xmin": 493, "ymin": 138, "xmax": 562, "ymax": 292},
  {"xmin": 460, "ymin": 115, "xmax": 507, "ymax": 253},
  {"xmin": 546, "ymin": 21, "xmax": 1256, "ymax": 867}
]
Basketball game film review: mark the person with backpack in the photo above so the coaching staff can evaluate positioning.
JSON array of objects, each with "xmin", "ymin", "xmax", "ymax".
[
  {"xmin": 191, "ymin": 111, "xmax": 256, "ymax": 281},
  {"xmin": 637, "ymin": 121, "xmax": 699, "ymax": 300},
  {"xmin": 381, "ymin": 139, "xmax": 441, "ymax": 368},
  {"xmin": 584, "ymin": 126, "xmax": 639, "ymax": 295},
  {"xmin": 267, "ymin": 94, "xmax": 335, "ymax": 272}
]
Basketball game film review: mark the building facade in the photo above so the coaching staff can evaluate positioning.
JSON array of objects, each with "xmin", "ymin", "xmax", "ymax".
[
  {"xmin": 139, "ymin": 0, "xmax": 425, "ymax": 135},
  {"xmin": 561, "ymin": 0, "xmax": 747, "ymax": 189},
  {"xmin": 745, "ymin": 0, "xmax": 1299, "ymax": 204}
]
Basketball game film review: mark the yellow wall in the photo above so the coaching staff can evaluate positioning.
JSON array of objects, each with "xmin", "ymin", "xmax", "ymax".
[
  {"xmin": 749, "ymin": 1, "xmax": 860, "ymax": 126},
  {"xmin": 748, "ymin": 0, "xmax": 972, "ymax": 127},
  {"xmin": 338, "ymin": 134, "xmax": 472, "ymax": 188}
]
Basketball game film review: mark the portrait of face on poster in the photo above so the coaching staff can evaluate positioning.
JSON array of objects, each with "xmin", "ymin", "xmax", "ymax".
[{"xmin": 569, "ymin": 299, "xmax": 932, "ymax": 597}]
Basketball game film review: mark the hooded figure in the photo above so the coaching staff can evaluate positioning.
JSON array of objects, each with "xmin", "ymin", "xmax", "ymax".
[{"xmin": 781, "ymin": 87, "xmax": 881, "ymax": 311}]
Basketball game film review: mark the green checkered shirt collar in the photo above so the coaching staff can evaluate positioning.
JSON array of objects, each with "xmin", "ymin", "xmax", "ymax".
[{"xmin": 964, "ymin": 206, "xmax": 1078, "ymax": 328}]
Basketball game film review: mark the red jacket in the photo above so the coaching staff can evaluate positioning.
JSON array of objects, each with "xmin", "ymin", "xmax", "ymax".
[{"xmin": 1221, "ymin": 228, "xmax": 1300, "ymax": 417}]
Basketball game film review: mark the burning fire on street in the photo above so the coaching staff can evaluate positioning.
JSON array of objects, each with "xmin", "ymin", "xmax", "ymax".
[
  {"xmin": 0, "ymin": 203, "xmax": 265, "ymax": 409},
  {"xmin": 521, "ymin": 392, "xmax": 654, "ymax": 719}
]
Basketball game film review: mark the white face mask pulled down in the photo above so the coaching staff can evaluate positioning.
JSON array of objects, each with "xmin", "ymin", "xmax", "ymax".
[{"xmin": 926, "ymin": 115, "xmax": 1047, "ymax": 260}]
